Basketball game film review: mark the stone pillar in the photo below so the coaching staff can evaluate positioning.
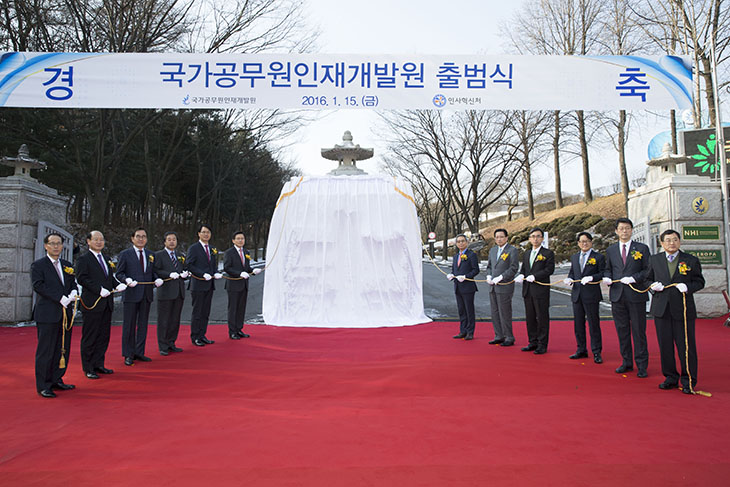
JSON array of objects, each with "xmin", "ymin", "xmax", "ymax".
[{"xmin": 0, "ymin": 176, "xmax": 69, "ymax": 323}]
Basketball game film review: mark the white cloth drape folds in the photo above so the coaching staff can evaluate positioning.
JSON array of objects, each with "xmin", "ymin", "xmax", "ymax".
[{"xmin": 262, "ymin": 175, "xmax": 431, "ymax": 327}]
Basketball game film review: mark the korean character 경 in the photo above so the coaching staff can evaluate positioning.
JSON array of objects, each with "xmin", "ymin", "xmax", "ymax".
[{"xmin": 43, "ymin": 66, "xmax": 74, "ymax": 100}]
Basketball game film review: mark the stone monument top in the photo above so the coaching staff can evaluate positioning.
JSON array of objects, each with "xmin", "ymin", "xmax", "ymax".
[
  {"xmin": 1, "ymin": 144, "xmax": 46, "ymax": 180},
  {"xmin": 321, "ymin": 131, "xmax": 372, "ymax": 176},
  {"xmin": 645, "ymin": 142, "xmax": 694, "ymax": 184}
]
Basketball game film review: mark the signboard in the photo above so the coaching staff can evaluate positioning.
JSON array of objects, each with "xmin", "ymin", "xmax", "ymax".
[
  {"xmin": 428, "ymin": 231, "xmax": 436, "ymax": 242},
  {"xmin": 0, "ymin": 52, "xmax": 693, "ymax": 111},
  {"xmin": 679, "ymin": 126, "xmax": 730, "ymax": 176},
  {"xmin": 682, "ymin": 225, "xmax": 720, "ymax": 240},
  {"xmin": 685, "ymin": 249, "xmax": 723, "ymax": 265}
]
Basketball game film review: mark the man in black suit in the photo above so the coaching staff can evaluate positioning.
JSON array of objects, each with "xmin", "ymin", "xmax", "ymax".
[
  {"xmin": 154, "ymin": 231, "xmax": 189, "ymax": 355},
  {"xmin": 564, "ymin": 232, "xmax": 606, "ymax": 364},
  {"xmin": 223, "ymin": 231, "xmax": 262, "ymax": 340},
  {"xmin": 647, "ymin": 229, "xmax": 705, "ymax": 394},
  {"xmin": 447, "ymin": 234, "xmax": 480, "ymax": 341},
  {"xmin": 115, "ymin": 227, "xmax": 161, "ymax": 366},
  {"xmin": 75, "ymin": 231, "xmax": 124, "ymax": 379},
  {"xmin": 187, "ymin": 224, "xmax": 222, "ymax": 346},
  {"xmin": 31, "ymin": 232, "xmax": 78, "ymax": 398},
  {"xmin": 603, "ymin": 217, "xmax": 651, "ymax": 378},
  {"xmin": 515, "ymin": 227, "xmax": 555, "ymax": 354}
]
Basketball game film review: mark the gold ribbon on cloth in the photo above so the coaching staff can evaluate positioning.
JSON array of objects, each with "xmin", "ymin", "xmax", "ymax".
[
  {"xmin": 393, "ymin": 177, "xmax": 416, "ymax": 205},
  {"xmin": 275, "ymin": 176, "xmax": 304, "ymax": 209},
  {"xmin": 424, "ymin": 253, "xmax": 711, "ymax": 397}
]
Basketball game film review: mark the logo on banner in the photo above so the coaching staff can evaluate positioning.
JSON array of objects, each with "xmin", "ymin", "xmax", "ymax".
[{"xmin": 432, "ymin": 94, "xmax": 446, "ymax": 108}]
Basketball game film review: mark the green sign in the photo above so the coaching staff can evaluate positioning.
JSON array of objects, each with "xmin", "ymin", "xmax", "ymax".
[
  {"xmin": 679, "ymin": 126, "xmax": 730, "ymax": 176},
  {"xmin": 685, "ymin": 249, "xmax": 723, "ymax": 265},
  {"xmin": 683, "ymin": 225, "xmax": 720, "ymax": 240}
]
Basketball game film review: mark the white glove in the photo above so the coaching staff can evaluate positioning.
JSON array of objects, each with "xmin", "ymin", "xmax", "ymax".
[
  {"xmin": 446, "ymin": 273, "xmax": 454, "ymax": 281},
  {"xmin": 240, "ymin": 271, "xmax": 250, "ymax": 279},
  {"xmin": 214, "ymin": 272, "xmax": 223, "ymax": 280},
  {"xmin": 581, "ymin": 276, "xmax": 593, "ymax": 285},
  {"xmin": 514, "ymin": 274, "xmax": 524, "ymax": 283},
  {"xmin": 650, "ymin": 282, "xmax": 664, "ymax": 292},
  {"xmin": 203, "ymin": 273, "xmax": 212, "ymax": 281},
  {"xmin": 170, "ymin": 272, "xmax": 180, "ymax": 280},
  {"xmin": 676, "ymin": 283, "xmax": 688, "ymax": 293},
  {"xmin": 181, "ymin": 271, "xmax": 190, "ymax": 279},
  {"xmin": 486, "ymin": 275, "xmax": 493, "ymax": 285},
  {"xmin": 115, "ymin": 283, "xmax": 127, "ymax": 292},
  {"xmin": 526, "ymin": 275, "xmax": 535, "ymax": 283},
  {"xmin": 60, "ymin": 295, "xmax": 71, "ymax": 308},
  {"xmin": 252, "ymin": 268, "xmax": 262, "ymax": 275},
  {"xmin": 493, "ymin": 275, "xmax": 503, "ymax": 284},
  {"xmin": 100, "ymin": 288, "xmax": 111, "ymax": 298},
  {"xmin": 602, "ymin": 277, "xmax": 612, "ymax": 285},
  {"xmin": 456, "ymin": 275, "xmax": 466, "ymax": 282},
  {"xmin": 125, "ymin": 278, "xmax": 133, "ymax": 285},
  {"xmin": 69, "ymin": 289, "xmax": 78, "ymax": 299},
  {"xmin": 563, "ymin": 278, "xmax": 572, "ymax": 286},
  {"xmin": 154, "ymin": 278, "xmax": 164, "ymax": 287},
  {"xmin": 620, "ymin": 276, "xmax": 636, "ymax": 285}
]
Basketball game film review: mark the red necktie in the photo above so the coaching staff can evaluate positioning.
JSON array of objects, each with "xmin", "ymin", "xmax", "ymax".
[
  {"xmin": 239, "ymin": 248, "xmax": 245, "ymax": 264},
  {"xmin": 621, "ymin": 244, "xmax": 627, "ymax": 265},
  {"xmin": 205, "ymin": 244, "xmax": 210, "ymax": 261},
  {"xmin": 139, "ymin": 249, "xmax": 145, "ymax": 271}
]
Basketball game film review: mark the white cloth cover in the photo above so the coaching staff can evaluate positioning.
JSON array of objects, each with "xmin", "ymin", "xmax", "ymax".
[{"xmin": 263, "ymin": 175, "xmax": 431, "ymax": 327}]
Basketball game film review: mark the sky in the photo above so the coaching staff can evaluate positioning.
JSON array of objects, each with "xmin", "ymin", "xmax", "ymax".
[{"xmin": 277, "ymin": 0, "xmax": 675, "ymax": 196}]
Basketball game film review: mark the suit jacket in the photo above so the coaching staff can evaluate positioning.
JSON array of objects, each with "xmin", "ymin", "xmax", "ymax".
[
  {"xmin": 115, "ymin": 247, "xmax": 157, "ymax": 303},
  {"xmin": 187, "ymin": 241, "xmax": 219, "ymax": 292},
  {"xmin": 647, "ymin": 251, "xmax": 704, "ymax": 320},
  {"xmin": 223, "ymin": 246, "xmax": 254, "ymax": 292},
  {"xmin": 31, "ymin": 256, "xmax": 77, "ymax": 323},
  {"xmin": 154, "ymin": 248, "xmax": 187, "ymax": 301},
  {"xmin": 520, "ymin": 246, "xmax": 555, "ymax": 298},
  {"xmin": 75, "ymin": 250, "xmax": 118, "ymax": 313},
  {"xmin": 452, "ymin": 248, "xmax": 479, "ymax": 294},
  {"xmin": 485, "ymin": 244, "xmax": 519, "ymax": 295},
  {"xmin": 567, "ymin": 249, "xmax": 605, "ymax": 303},
  {"xmin": 604, "ymin": 240, "xmax": 650, "ymax": 303}
]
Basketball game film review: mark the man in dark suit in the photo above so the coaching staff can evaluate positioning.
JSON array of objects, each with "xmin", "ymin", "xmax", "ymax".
[
  {"xmin": 647, "ymin": 229, "xmax": 705, "ymax": 394},
  {"xmin": 447, "ymin": 234, "xmax": 480, "ymax": 340},
  {"xmin": 602, "ymin": 217, "xmax": 651, "ymax": 378},
  {"xmin": 31, "ymin": 232, "xmax": 78, "ymax": 398},
  {"xmin": 515, "ymin": 227, "xmax": 555, "ymax": 354},
  {"xmin": 564, "ymin": 232, "xmax": 605, "ymax": 364},
  {"xmin": 187, "ymin": 224, "xmax": 223, "ymax": 346},
  {"xmin": 223, "ymin": 231, "xmax": 262, "ymax": 340},
  {"xmin": 75, "ymin": 230, "xmax": 124, "ymax": 379},
  {"xmin": 154, "ymin": 231, "xmax": 189, "ymax": 355},
  {"xmin": 485, "ymin": 228, "xmax": 520, "ymax": 346},
  {"xmin": 115, "ymin": 227, "xmax": 161, "ymax": 366}
]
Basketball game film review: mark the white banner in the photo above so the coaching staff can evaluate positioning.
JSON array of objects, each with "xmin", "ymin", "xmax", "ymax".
[{"xmin": 0, "ymin": 52, "xmax": 693, "ymax": 110}]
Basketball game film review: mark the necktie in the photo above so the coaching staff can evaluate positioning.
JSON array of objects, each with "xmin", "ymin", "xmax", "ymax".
[
  {"xmin": 139, "ymin": 249, "xmax": 145, "ymax": 272},
  {"xmin": 97, "ymin": 254, "xmax": 108, "ymax": 277},
  {"xmin": 171, "ymin": 251, "xmax": 179, "ymax": 270},
  {"xmin": 668, "ymin": 254, "xmax": 675, "ymax": 262},
  {"xmin": 621, "ymin": 244, "xmax": 627, "ymax": 265},
  {"xmin": 239, "ymin": 248, "xmax": 245, "ymax": 264},
  {"xmin": 580, "ymin": 252, "xmax": 587, "ymax": 271},
  {"xmin": 205, "ymin": 244, "xmax": 210, "ymax": 261},
  {"xmin": 530, "ymin": 249, "xmax": 537, "ymax": 266},
  {"xmin": 53, "ymin": 260, "xmax": 64, "ymax": 284}
]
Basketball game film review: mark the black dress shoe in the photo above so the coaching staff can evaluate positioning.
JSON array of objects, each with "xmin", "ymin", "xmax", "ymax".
[
  {"xmin": 452, "ymin": 333, "xmax": 466, "ymax": 339},
  {"xmin": 159, "ymin": 350, "xmax": 169, "ymax": 356},
  {"xmin": 464, "ymin": 334, "xmax": 474, "ymax": 341},
  {"xmin": 637, "ymin": 370, "xmax": 648, "ymax": 378},
  {"xmin": 569, "ymin": 352, "xmax": 588, "ymax": 359},
  {"xmin": 681, "ymin": 386, "xmax": 694, "ymax": 395},
  {"xmin": 51, "ymin": 382, "xmax": 75, "ymax": 390},
  {"xmin": 124, "ymin": 357, "xmax": 134, "ymax": 366},
  {"xmin": 238, "ymin": 332, "xmax": 250, "ymax": 338},
  {"xmin": 170, "ymin": 346, "xmax": 183, "ymax": 352},
  {"xmin": 501, "ymin": 340, "xmax": 515, "ymax": 347},
  {"xmin": 615, "ymin": 364, "xmax": 633, "ymax": 374},
  {"xmin": 533, "ymin": 348, "xmax": 547, "ymax": 355},
  {"xmin": 95, "ymin": 367, "xmax": 114, "ymax": 374},
  {"xmin": 193, "ymin": 339, "xmax": 205, "ymax": 346},
  {"xmin": 593, "ymin": 353, "xmax": 603, "ymax": 364},
  {"xmin": 39, "ymin": 389, "xmax": 56, "ymax": 398},
  {"xmin": 521, "ymin": 345, "xmax": 537, "ymax": 352},
  {"xmin": 488, "ymin": 338, "xmax": 504, "ymax": 345},
  {"xmin": 658, "ymin": 381, "xmax": 678, "ymax": 390},
  {"xmin": 201, "ymin": 337, "xmax": 215, "ymax": 344},
  {"xmin": 85, "ymin": 371, "xmax": 100, "ymax": 379},
  {"xmin": 229, "ymin": 333, "xmax": 241, "ymax": 340},
  {"xmin": 135, "ymin": 355, "xmax": 152, "ymax": 362}
]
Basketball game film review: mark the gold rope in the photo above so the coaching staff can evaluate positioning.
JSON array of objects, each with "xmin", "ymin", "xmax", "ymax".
[
  {"xmin": 275, "ymin": 176, "xmax": 303, "ymax": 208},
  {"xmin": 59, "ymin": 298, "xmax": 78, "ymax": 368}
]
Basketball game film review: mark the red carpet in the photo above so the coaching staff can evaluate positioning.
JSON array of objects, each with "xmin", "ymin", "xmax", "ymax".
[{"xmin": 1, "ymin": 319, "xmax": 729, "ymax": 486}]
